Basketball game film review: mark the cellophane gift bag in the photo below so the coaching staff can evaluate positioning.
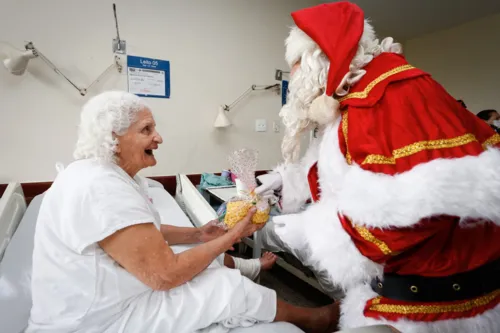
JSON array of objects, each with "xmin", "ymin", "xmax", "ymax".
[{"xmin": 217, "ymin": 148, "xmax": 270, "ymax": 229}]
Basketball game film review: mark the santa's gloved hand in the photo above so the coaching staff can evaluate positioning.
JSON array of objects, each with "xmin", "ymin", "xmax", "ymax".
[
  {"xmin": 255, "ymin": 173, "xmax": 282, "ymax": 198},
  {"xmin": 272, "ymin": 214, "xmax": 307, "ymax": 252}
]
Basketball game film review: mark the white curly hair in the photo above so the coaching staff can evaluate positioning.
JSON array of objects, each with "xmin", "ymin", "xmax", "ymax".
[
  {"xmin": 280, "ymin": 20, "xmax": 402, "ymax": 163},
  {"xmin": 73, "ymin": 91, "xmax": 149, "ymax": 162}
]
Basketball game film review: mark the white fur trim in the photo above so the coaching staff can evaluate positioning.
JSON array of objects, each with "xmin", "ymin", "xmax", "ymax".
[
  {"xmin": 273, "ymin": 121, "xmax": 382, "ymax": 290},
  {"xmin": 315, "ymin": 119, "xmax": 351, "ymax": 201},
  {"xmin": 316, "ymin": 119, "xmax": 500, "ymax": 228},
  {"xmin": 285, "ymin": 27, "xmax": 317, "ymax": 67},
  {"xmin": 340, "ymin": 284, "xmax": 500, "ymax": 333},
  {"xmin": 308, "ymin": 94, "xmax": 340, "ymax": 125},
  {"xmin": 272, "ymin": 198, "xmax": 382, "ymax": 291},
  {"xmin": 338, "ymin": 148, "xmax": 500, "ymax": 228}
]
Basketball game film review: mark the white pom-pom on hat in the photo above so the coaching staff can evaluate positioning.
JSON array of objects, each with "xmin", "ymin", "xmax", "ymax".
[{"xmin": 308, "ymin": 94, "xmax": 341, "ymax": 126}]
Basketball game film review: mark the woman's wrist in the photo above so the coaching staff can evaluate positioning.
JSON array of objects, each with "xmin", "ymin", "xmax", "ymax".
[
  {"xmin": 223, "ymin": 229, "xmax": 240, "ymax": 249},
  {"xmin": 193, "ymin": 228, "xmax": 203, "ymax": 243}
]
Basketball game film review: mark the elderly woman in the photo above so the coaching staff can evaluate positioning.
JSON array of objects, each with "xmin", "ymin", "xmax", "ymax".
[{"xmin": 26, "ymin": 91, "xmax": 338, "ymax": 333}]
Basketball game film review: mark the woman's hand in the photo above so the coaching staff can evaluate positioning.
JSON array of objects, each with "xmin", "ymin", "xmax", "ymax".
[
  {"xmin": 228, "ymin": 207, "xmax": 265, "ymax": 243},
  {"xmin": 198, "ymin": 220, "xmax": 227, "ymax": 243}
]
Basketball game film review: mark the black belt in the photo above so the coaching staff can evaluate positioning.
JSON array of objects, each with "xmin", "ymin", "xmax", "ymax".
[{"xmin": 371, "ymin": 259, "xmax": 500, "ymax": 302}]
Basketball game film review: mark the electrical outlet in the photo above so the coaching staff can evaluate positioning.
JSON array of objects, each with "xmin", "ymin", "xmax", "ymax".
[
  {"xmin": 255, "ymin": 119, "xmax": 267, "ymax": 132},
  {"xmin": 273, "ymin": 121, "xmax": 280, "ymax": 133}
]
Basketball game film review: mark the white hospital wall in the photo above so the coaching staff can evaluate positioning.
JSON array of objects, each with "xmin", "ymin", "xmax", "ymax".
[
  {"xmin": 404, "ymin": 12, "xmax": 500, "ymax": 114},
  {"xmin": 0, "ymin": 0, "xmax": 315, "ymax": 183}
]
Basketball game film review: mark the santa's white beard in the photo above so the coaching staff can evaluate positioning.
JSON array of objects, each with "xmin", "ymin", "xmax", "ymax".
[
  {"xmin": 280, "ymin": 104, "xmax": 313, "ymax": 164},
  {"xmin": 279, "ymin": 67, "xmax": 323, "ymax": 164}
]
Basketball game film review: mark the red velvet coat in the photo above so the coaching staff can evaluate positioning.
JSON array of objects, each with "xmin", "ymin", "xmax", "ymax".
[{"xmin": 307, "ymin": 53, "xmax": 500, "ymax": 322}]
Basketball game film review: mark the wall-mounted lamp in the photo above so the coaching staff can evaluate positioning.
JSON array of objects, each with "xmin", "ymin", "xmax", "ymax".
[
  {"xmin": 214, "ymin": 105, "xmax": 232, "ymax": 128},
  {"xmin": 1, "ymin": 41, "xmax": 122, "ymax": 96},
  {"xmin": 214, "ymin": 84, "xmax": 280, "ymax": 128},
  {"xmin": 1, "ymin": 3, "xmax": 125, "ymax": 96},
  {"xmin": 3, "ymin": 47, "xmax": 38, "ymax": 76}
]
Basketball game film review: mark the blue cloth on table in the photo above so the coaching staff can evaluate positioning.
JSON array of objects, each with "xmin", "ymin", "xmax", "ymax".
[
  {"xmin": 197, "ymin": 173, "xmax": 235, "ymax": 207},
  {"xmin": 198, "ymin": 173, "xmax": 234, "ymax": 190}
]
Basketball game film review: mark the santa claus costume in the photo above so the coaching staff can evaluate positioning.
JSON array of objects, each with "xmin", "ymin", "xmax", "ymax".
[{"xmin": 257, "ymin": 2, "xmax": 500, "ymax": 332}]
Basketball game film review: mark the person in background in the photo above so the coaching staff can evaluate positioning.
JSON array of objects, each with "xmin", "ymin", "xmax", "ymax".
[
  {"xmin": 477, "ymin": 109, "xmax": 500, "ymax": 133},
  {"xmin": 26, "ymin": 91, "xmax": 339, "ymax": 333}
]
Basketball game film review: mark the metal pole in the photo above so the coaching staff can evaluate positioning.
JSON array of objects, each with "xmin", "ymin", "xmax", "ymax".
[{"xmin": 113, "ymin": 4, "xmax": 122, "ymax": 52}]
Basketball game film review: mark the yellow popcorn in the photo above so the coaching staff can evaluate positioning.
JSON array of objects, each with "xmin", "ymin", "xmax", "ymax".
[
  {"xmin": 222, "ymin": 148, "xmax": 270, "ymax": 229},
  {"xmin": 224, "ymin": 198, "xmax": 270, "ymax": 229}
]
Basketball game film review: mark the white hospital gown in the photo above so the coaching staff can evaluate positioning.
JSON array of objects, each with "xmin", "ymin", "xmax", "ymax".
[{"xmin": 26, "ymin": 159, "xmax": 276, "ymax": 333}]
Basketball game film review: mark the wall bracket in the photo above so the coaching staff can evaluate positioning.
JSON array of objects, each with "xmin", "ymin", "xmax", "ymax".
[{"xmin": 112, "ymin": 39, "xmax": 126, "ymax": 54}]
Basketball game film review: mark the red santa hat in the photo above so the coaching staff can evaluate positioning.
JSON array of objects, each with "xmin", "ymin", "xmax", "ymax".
[{"xmin": 286, "ymin": 2, "xmax": 365, "ymax": 125}]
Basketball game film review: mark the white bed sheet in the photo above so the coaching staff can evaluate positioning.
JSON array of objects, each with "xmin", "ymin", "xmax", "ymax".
[
  {"xmin": 0, "ymin": 187, "xmax": 303, "ymax": 333},
  {"xmin": 149, "ymin": 187, "xmax": 196, "ymax": 228}
]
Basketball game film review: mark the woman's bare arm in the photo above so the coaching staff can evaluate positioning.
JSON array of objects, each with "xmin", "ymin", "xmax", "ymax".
[
  {"xmin": 99, "ymin": 209, "xmax": 260, "ymax": 291},
  {"xmin": 159, "ymin": 225, "xmax": 201, "ymax": 245},
  {"xmin": 159, "ymin": 220, "xmax": 227, "ymax": 245}
]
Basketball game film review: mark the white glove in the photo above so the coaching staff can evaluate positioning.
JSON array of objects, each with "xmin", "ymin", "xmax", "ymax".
[
  {"xmin": 272, "ymin": 214, "xmax": 307, "ymax": 254},
  {"xmin": 255, "ymin": 172, "xmax": 282, "ymax": 198}
]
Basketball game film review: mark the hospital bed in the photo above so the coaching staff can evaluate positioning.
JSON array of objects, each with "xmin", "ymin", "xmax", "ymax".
[
  {"xmin": 0, "ymin": 179, "xmax": 397, "ymax": 333},
  {"xmin": 0, "ymin": 181, "xmax": 301, "ymax": 333}
]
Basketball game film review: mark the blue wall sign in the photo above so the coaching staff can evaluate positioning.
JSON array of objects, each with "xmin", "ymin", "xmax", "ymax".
[
  {"xmin": 281, "ymin": 80, "xmax": 288, "ymax": 106},
  {"xmin": 127, "ymin": 55, "xmax": 170, "ymax": 98}
]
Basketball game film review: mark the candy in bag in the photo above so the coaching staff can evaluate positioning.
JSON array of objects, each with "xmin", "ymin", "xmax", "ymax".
[{"xmin": 218, "ymin": 148, "xmax": 270, "ymax": 229}]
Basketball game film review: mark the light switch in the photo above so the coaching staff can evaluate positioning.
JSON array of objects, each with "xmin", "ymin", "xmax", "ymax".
[
  {"xmin": 255, "ymin": 119, "xmax": 267, "ymax": 132},
  {"xmin": 273, "ymin": 121, "xmax": 280, "ymax": 133}
]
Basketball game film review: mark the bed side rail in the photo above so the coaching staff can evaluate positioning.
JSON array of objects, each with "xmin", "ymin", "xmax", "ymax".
[
  {"xmin": 0, "ymin": 182, "xmax": 27, "ymax": 261},
  {"xmin": 174, "ymin": 174, "xmax": 217, "ymax": 228}
]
